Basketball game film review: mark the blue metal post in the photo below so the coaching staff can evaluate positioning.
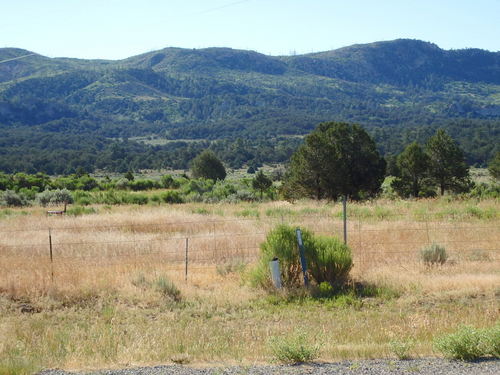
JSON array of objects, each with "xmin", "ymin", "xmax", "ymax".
[{"xmin": 295, "ymin": 228, "xmax": 309, "ymax": 287}]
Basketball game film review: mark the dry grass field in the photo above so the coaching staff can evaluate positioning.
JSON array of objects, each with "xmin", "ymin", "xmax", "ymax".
[{"xmin": 0, "ymin": 198, "xmax": 499, "ymax": 373}]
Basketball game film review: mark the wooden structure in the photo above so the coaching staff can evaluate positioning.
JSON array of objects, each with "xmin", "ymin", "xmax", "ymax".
[{"xmin": 47, "ymin": 202, "xmax": 67, "ymax": 216}]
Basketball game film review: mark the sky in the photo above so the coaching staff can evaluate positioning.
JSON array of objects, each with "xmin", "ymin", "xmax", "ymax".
[{"xmin": 1, "ymin": 0, "xmax": 499, "ymax": 60}]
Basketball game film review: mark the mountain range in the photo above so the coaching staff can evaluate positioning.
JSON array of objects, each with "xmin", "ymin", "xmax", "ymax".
[{"xmin": 0, "ymin": 39, "xmax": 499, "ymax": 173}]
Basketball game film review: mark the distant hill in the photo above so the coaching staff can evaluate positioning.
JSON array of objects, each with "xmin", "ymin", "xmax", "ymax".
[{"xmin": 0, "ymin": 39, "xmax": 498, "ymax": 173}]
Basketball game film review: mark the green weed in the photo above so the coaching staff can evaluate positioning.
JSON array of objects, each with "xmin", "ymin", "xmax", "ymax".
[
  {"xmin": 434, "ymin": 324, "xmax": 499, "ymax": 361},
  {"xmin": 389, "ymin": 339, "xmax": 414, "ymax": 360},
  {"xmin": 268, "ymin": 330, "xmax": 319, "ymax": 364}
]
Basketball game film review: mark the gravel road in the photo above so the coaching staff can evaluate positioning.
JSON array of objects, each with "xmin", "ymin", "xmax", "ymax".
[{"xmin": 38, "ymin": 358, "xmax": 499, "ymax": 375}]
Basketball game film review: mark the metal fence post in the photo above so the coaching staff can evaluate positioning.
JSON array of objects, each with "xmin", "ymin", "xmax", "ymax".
[
  {"xmin": 48, "ymin": 228, "xmax": 54, "ymax": 282},
  {"xmin": 295, "ymin": 228, "xmax": 309, "ymax": 287},
  {"xmin": 185, "ymin": 237, "xmax": 189, "ymax": 282}
]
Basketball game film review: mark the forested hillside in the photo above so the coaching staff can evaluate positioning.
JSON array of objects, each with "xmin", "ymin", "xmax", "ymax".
[{"xmin": 0, "ymin": 39, "xmax": 499, "ymax": 173}]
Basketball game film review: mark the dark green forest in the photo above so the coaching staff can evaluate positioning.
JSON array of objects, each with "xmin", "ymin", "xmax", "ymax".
[{"xmin": 0, "ymin": 39, "xmax": 499, "ymax": 173}]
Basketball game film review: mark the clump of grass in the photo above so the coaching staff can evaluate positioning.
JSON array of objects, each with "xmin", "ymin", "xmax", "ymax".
[
  {"xmin": 131, "ymin": 273, "xmax": 150, "ymax": 290},
  {"xmin": 466, "ymin": 249, "xmax": 491, "ymax": 262},
  {"xmin": 268, "ymin": 330, "xmax": 319, "ymax": 364},
  {"xmin": 354, "ymin": 282, "xmax": 401, "ymax": 300},
  {"xmin": 154, "ymin": 276, "xmax": 181, "ymax": 302},
  {"xmin": 420, "ymin": 243, "xmax": 448, "ymax": 266},
  {"xmin": 265, "ymin": 207, "xmax": 295, "ymax": 217},
  {"xmin": 236, "ymin": 208, "xmax": 260, "ymax": 218},
  {"xmin": 170, "ymin": 353, "xmax": 191, "ymax": 365},
  {"xmin": 66, "ymin": 206, "xmax": 96, "ymax": 216},
  {"xmin": 434, "ymin": 324, "xmax": 499, "ymax": 361},
  {"xmin": 389, "ymin": 339, "xmax": 414, "ymax": 360},
  {"xmin": 216, "ymin": 260, "xmax": 247, "ymax": 276}
]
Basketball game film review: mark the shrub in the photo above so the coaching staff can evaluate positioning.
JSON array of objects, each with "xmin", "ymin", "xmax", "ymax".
[
  {"xmin": 420, "ymin": 243, "xmax": 448, "ymax": 266},
  {"xmin": 36, "ymin": 189, "xmax": 73, "ymax": 206},
  {"xmin": 308, "ymin": 235, "xmax": 352, "ymax": 287},
  {"xmin": 95, "ymin": 190, "xmax": 122, "ymax": 205},
  {"xmin": 72, "ymin": 190, "xmax": 93, "ymax": 205},
  {"xmin": 256, "ymin": 225, "xmax": 315, "ymax": 288},
  {"xmin": 485, "ymin": 324, "xmax": 500, "ymax": 358},
  {"xmin": 0, "ymin": 190, "xmax": 30, "ymax": 207},
  {"xmin": 182, "ymin": 179, "xmax": 214, "ymax": 195},
  {"xmin": 115, "ymin": 178, "xmax": 130, "ymax": 190},
  {"xmin": 129, "ymin": 179, "xmax": 158, "ymax": 191},
  {"xmin": 224, "ymin": 190, "xmax": 256, "ymax": 203},
  {"xmin": 268, "ymin": 330, "xmax": 319, "ymax": 364},
  {"xmin": 66, "ymin": 206, "xmax": 96, "ymax": 216},
  {"xmin": 121, "ymin": 193, "xmax": 149, "ymax": 205},
  {"xmin": 161, "ymin": 190, "xmax": 184, "ymax": 204},
  {"xmin": 210, "ymin": 180, "xmax": 237, "ymax": 200},
  {"xmin": 434, "ymin": 325, "xmax": 498, "ymax": 361},
  {"xmin": 254, "ymin": 225, "xmax": 353, "ymax": 290}
]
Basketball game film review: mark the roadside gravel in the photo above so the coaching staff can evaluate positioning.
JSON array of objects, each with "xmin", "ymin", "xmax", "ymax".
[{"xmin": 38, "ymin": 358, "xmax": 499, "ymax": 375}]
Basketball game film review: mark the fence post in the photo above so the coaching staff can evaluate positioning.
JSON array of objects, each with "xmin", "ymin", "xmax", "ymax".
[
  {"xmin": 212, "ymin": 222, "xmax": 216, "ymax": 261},
  {"xmin": 425, "ymin": 215, "xmax": 431, "ymax": 245},
  {"xmin": 48, "ymin": 228, "xmax": 54, "ymax": 283},
  {"xmin": 295, "ymin": 228, "xmax": 309, "ymax": 287},
  {"xmin": 185, "ymin": 237, "xmax": 189, "ymax": 282},
  {"xmin": 357, "ymin": 217, "xmax": 362, "ymax": 270},
  {"xmin": 343, "ymin": 195, "xmax": 347, "ymax": 245}
]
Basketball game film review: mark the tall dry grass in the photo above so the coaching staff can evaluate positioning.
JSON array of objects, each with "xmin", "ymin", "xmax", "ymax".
[
  {"xmin": 0, "ymin": 198, "xmax": 499, "ymax": 372},
  {"xmin": 0, "ymin": 199, "xmax": 499, "ymax": 297}
]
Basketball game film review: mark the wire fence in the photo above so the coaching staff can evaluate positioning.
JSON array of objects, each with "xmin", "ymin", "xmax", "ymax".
[{"xmin": 1, "ymin": 213, "xmax": 499, "ymax": 286}]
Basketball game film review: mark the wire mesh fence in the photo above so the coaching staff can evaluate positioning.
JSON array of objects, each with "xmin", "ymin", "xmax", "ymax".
[{"xmin": 1, "ymin": 212, "xmax": 499, "ymax": 288}]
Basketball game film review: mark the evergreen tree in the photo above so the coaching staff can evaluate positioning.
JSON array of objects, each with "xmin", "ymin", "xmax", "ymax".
[
  {"xmin": 190, "ymin": 150, "xmax": 226, "ymax": 181},
  {"xmin": 392, "ymin": 142, "xmax": 431, "ymax": 198},
  {"xmin": 488, "ymin": 151, "xmax": 500, "ymax": 180},
  {"xmin": 426, "ymin": 129, "xmax": 471, "ymax": 195},
  {"xmin": 284, "ymin": 122, "xmax": 385, "ymax": 200},
  {"xmin": 252, "ymin": 170, "xmax": 272, "ymax": 199}
]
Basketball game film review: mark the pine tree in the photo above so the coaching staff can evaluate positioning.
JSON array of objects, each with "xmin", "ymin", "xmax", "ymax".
[
  {"xmin": 426, "ymin": 129, "xmax": 471, "ymax": 195},
  {"xmin": 252, "ymin": 170, "xmax": 272, "ymax": 199},
  {"xmin": 392, "ymin": 142, "xmax": 430, "ymax": 198},
  {"xmin": 284, "ymin": 122, "xmax": 386, "ymax": 200},
  {"xmin": 488, "ymin": 152, "xmax": 500, "ymax": 180}
]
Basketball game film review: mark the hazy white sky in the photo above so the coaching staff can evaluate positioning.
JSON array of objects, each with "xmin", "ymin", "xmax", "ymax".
[{"xmin": 1, "ymin": 0, "xmax": 499, "ymax": 59}]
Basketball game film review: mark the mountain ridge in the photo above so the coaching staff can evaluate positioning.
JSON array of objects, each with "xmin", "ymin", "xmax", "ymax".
[{"xmin": 0, "ymin": 39, "xmax": 498, "ymax": 173}]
